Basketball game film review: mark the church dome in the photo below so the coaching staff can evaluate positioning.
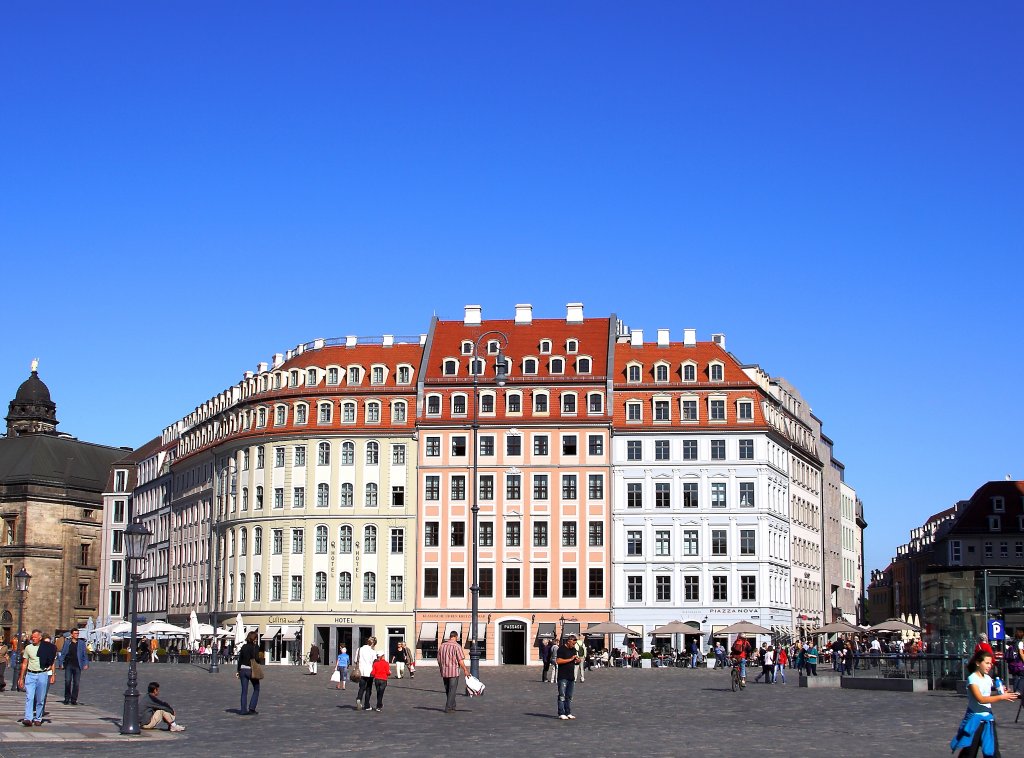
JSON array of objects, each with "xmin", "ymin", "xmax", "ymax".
[{"xmin": 14, "ymin": 371, "xmax": 53, "ymax": 405}]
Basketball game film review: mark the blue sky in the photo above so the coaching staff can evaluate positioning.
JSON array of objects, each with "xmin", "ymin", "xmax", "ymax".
[{"xmin": 2, "ymin": 2, "xmax": 1021, "ymax": 576}]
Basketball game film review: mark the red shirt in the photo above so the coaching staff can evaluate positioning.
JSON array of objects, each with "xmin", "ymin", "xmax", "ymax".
[
  {"xmin": 371, "ymin": 658, "xmax": 391, "ymax": 680},
  {"xmin": 731, "ymin": 638, "xmax": 751, "ymax": 660},
  {"xmin": 975, "ymin": 642, "xmax": 994, "ymax": 657}
]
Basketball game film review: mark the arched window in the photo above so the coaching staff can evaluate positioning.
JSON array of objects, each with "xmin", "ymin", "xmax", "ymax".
[
  {"xmin": 341, "ymin": 483, "xmax": 353, "ymax": 507},
  {"xmin": 342, "ymin": 402, "xmax": 357, "ymax": 423},
  {"xmin": 562, "ymin": 394, "xmax": 577, "ymax": 414},
  {"xmin": 364, "ymin": 525, "xmax": 377, "ymax": 553},
  {"xmin": 366, "ymin": 402, "xmax": 381, "ymax": 423},
  {"xmin": 342, "ymin": 441, "xmax": 355, "ymax": 465},
  {"xmin": 327, "ymin": 367, "xmax": 339, "ymax": 385},
  {"xmin": 365, "ymin": 483, "xmax": 378, "ymax": 507},
  {"xmin": 318, "ymin": 442, "xmax": 330, "ymax": 465},
  {"xmin": 655, "ymin": 364, "xmax": 669, "ymax": 382},
  {"xmin": 366, "ymin": 442, "xmax": 379, "ymax": 464},
  {"xmin": 710, "ymin": 362, "xmax": 724, "ymax": 382},
  {"xmin": 683, "ymin": 363, "xmax": 696, "ymax": 382},
  {"xmin": 339, "ymin": 525, "xmax": 353, "ymax": 553},
  {"xmin": 392, "ymin": 401, "xmax": 407, "ymax": 423},
  {"xmin": 443, "ymin": 359, "xmax": 458, "ymax": 376},
  {"xmin": 315, "ymin": 571, "xmax": 327, "ymax": 601},
  {"xmin": 523, "ymin": 358, "xmax": 538, "ymax": 374},
  {"xmin": 254, "ymin": 527, "xmax": 263, "ymax": 555},
  {"xmin": 338, "ymin": 572, "xmax": 352, "ymax": 601},
  {"xmin": 318, "ymin": 402, "xmax": 332, "ymax": 423},
  {"xmin": 317, "ymin": 483, "xmax": 330, "ymax": 507},
  {"xmin": 363, "ymin": 572, "xmax": 376, "ymax": 602},
  {"xmin": 315, "ymin": 525, "xmax": 328, "ymax": 554},
  {"xmin": 534, "ymin": 393, "xmax": 548, "ymax": 413}
]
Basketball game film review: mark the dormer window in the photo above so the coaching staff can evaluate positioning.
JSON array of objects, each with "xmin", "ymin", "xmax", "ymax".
[
  {"xmin": 577, "ymin": 357, "xmax": 591, "ymax": 374},
  {"xmin": 470, "ymin": 358, "xmax": 484, "ymax": 376},
  {"xmin": 737, "ymin": 400, "xmax": 754, "ymax": 421},
  {"xmin": 487, "ymin": 340, "xmax": 500, "ymax": 355},
  {"xmin": 397, "ymin": 365, "xmax": 411, "ymax": 384},
  {"xmin": 371, "ymin": 366, "xmax": 385, "ymax": 385},
  {"xmin": 654, "ymin": 363, "xmax": 669, "ymax": 383},
  {"xmin": 709, "ymin": 362, "xmax": 724, "ymax": 382},
  {"xmin": 992, "ymin": 497, "xmax": 1005, "ymax": 513},
  {"xmin": 682, "ymin": 362, "xmax": 696, "ymax": 382},
  {"xmin": 988, "ymin": 515, "xmax": 1002, "ymax": 531},
  {"xmin": 539, "ymin": 339, "xmax": 552, "ymax": 354},
  {"xmin": 566, "ymin": 339, "xmax": 578, "ymax": 354},
  {"xmin": 443, "ymin": 359, "xmax": 458, "ymax": 376},
  {"xmin": 327, "ymin": 367, "xmax": 340, "ymax": 385},
  {"xmin": 627, "ymin": 364, "xmax": 641, "ymax": 383},
  {"xmin": 626, "ymin": 401, "xmax": 642, "ymax": 422},
  {"xmin": 523, "ymin": 358, "xmax": 538, "ymax": 375},
  {"xmin": 290, "ymin": 370, "xmax": 299, "ymax": 387},
  {"xmin": 461, "ymin": 341, "xmax": 473, "ymax": 355},
  {"xmin": 347, "ymin": 367, "xmax": 362, "ymax": 385},
  {"xmin": 550, "ymin": 358, "xmax": 564, "ymax": 374}
]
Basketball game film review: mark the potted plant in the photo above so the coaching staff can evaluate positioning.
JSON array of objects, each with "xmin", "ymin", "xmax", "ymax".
[
  {"xmin": 640, "ymin": 651, "xmax": 653, "ymax": 668},
  {"xmin": 156, "ymin": 647, "xmax": 169, "ymax": 663},
  {"xmin": 98, "ymin": 648, "xmax": 112, "ymax": 662},
  {"xmin": 120, "ymin": 648, "xmax": 132, "ymax": 662},
  {"xmin": 177, "ymin": 650, "xmax": 191, "ymax": 664}
]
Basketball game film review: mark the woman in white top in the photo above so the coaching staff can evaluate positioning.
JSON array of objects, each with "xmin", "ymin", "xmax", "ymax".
[
  {"xmin": 354, "ymin": 637, "xmax": 377, "ymax": 711},
  {"xmin": 950, "ymin": 649, "xmax": 1018, "ymax": 757}
]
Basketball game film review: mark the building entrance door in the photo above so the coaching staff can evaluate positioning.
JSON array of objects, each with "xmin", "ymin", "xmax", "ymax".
[{"xmin": 500, "ymin": 621, "xmax": 527, "ymax": 665}]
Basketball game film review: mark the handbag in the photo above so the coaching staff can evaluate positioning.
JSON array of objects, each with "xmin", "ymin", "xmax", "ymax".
[
  {"xmin": 330, "ymin": 669, "xmax": 341, "ymax": 683},
  {"xmin": 351, "ymin": 668, "xmax": 361, "ymax": 681},
  {"xmin": 250, "ymin": 661, "xmax": 265, "ymax": 680}
]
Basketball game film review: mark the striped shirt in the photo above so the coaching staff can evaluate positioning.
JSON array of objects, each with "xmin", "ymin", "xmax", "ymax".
[{"xmin": 437, "ymin": 639, "xmax": 465, "ymax": 678}]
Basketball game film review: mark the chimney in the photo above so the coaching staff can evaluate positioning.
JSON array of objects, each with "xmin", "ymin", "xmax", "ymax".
[
  {"xmin": 515, "ymin": 304, "xmax": 533, "ymax": 324},
  {"xmin": 345, "ymin": 335, "xmax": 357, "ymax": 347},
  {"xmin": 657, "ymin": 329, "xmax": 670, "ymax": 347},
  {"xmin": 712, "ymin": 333, "xmax": 726, "ymax": 350},
  {"xmin": 257, "ymin": 362, "xmax": 268, "ymax": 373},
  {"xmin": 383, "ymin": 334, "xmax": 394, "ymax": 347},
  {"xmin": 630, "ymin": 329, "xmax": 644, "ymax": 347},
  {"xmin": 243, "ymin": 370, "xmax": 254, "ymax": 380},
  {"xmin": 272, "ymin": 353, "xmax": 284, "ymax": 368},
  {"xmin": 683, "ymin": 328, "xmax": 697, "ymax": 347},
  {"xmin": 312, "ymin": 338, "xmax": 325, "ymax": 350},
  {"xmin": 419, "ymin": 334, "xmax": 427, "ymax": 345},
  {"xmin": 295, "ymin": 343, "xmax": 305, "ymax": 355},
  {"xmin": 464, "ymin": 305, "xmax": 482, "ymax": 326},
  {"xmin": 566, "ymin": 302, "xmax": 584, "ymax": 323}
]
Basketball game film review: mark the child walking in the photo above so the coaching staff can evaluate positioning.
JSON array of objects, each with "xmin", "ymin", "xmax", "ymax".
[
  {"xmin": 370, "ymin": 652, "xmax": 391, "ymax": 711},
  {"xmin": 335, "ymin": 645, "xmax": 350, "ymax": 691},
  {"xmin": 950, "ymin": 649, "xmax": 1018, "ymax": 757}
]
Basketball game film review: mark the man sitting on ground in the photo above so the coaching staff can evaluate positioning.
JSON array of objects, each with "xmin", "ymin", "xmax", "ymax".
[{"xmin": 142, "ymin": 682, "xmax": 185, "ymax": 732}]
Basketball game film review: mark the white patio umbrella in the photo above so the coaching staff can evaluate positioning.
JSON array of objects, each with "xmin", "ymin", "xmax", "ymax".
[
  {"xmin": 137, "ymin": 620, "xmax": 189, "ymax": 637},
  {"xmin": 188, "ymin": 610, "xmax": 201, "ymax": 650},
  {"xmin": 84, "ymin": 616, "xmax": 96, "ymax": 644},
  {"xmin": 94, "ymin": 620, "xmax": 131, "ymax": 636},
  {"xmin": 234, "ymin": 613, "xmax": 246, "ymax": 646}
]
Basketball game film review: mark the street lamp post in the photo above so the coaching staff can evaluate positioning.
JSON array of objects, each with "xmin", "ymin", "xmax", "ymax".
[
  {"xmin": 470, "ymin": 330, "xmax": 508, "ymax": 679},
  {"xmin": 14, "ymin": 567, "xmax": 31, "ymax": 644},
  {"xmin": 120, "ymin": 518, "xmax": 153, "ymax": 736}
]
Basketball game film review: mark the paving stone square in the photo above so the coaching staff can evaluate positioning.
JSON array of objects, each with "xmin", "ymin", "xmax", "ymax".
[{"xmin": 0, "ymin": 662, "xmax": 1021, "ymax": 757}]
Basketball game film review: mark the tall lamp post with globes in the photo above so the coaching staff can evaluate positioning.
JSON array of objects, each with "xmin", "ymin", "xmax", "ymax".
[
  {"xmin": 470, "ymin": 330, "xmax": 508, "ymax": 679},
  {"xmin": 120, "ymin": 518, "xmax": 153, "ymax": 735},
  {"xmin": 14, "ymin": 567, "xmax": 30, "ymax": 644}
]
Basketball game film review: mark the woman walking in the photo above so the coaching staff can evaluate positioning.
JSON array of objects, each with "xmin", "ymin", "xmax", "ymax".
[
  {"xmin": 950, "ymin": 649, "xmax": 1018, "ymax": 757},
  {"xmin": 354, "ymin": 636, "xmax": 377, "ymax": 711},
  {"xmin": 236, "ymin": 631, "xmax": 263, "ymax": 715}
]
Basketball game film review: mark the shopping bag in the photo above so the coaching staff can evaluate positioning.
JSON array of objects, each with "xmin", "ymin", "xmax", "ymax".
[
  {"xmin": 465, "ymin": 674, "xmax": 485, "ymax": 696},
  {"xmin": 330, "ymin": 670, "xmax": 342, "ymax": 683}
]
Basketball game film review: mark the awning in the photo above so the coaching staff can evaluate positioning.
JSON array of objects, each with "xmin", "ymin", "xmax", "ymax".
[
  {"xmin": 471, "ymin": 622, "xmax": 486, "ymax": 641},
  {"xmin": 563, "ymin": 622, "xmax": 581, "ymax": 640},
  {"xmin": 263, "ymin": 625, "xmax": 281, "ymax": 638},
  {"xmin": 280, "ymin": 626, "xmax": 298, "ymax": 641},
  {"xmin": 418, "ymin": 622, "xmax": 438, "ymax": 643},
  {"xmin": 536, "ymin": 622, "xmax": 556, "ymax": 641},
  {"xmin": 443, "ymin": 621, "xmax": 463, "ymax": 641}
]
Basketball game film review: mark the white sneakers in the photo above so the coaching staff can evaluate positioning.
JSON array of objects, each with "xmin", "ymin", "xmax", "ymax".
[
  {"xmin": 559, "ymin": 715, "xmax": 569, "ymax": 720},
  {"xmin": 170, "ymin": 723, "xmax": 186, "ymax": 732}
]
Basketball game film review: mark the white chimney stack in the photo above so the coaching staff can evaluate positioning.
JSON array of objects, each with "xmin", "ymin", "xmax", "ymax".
[
  {"xmin": 630, "ymin": 329, "xmax": 644, "ymax": 347},
  {"xmin": 515, "ymin": 304, "xmax": 533, "ymax": 324},
  {"xmin": 657, "ymin": 329, "xmax": 670, "ymax": 346},
  {"xmin": 464, "ymin": 305, "xmax": 482, "ymax": 326},
  {"xmin": 566, "ymin": 302, "xmax": 584, "ymax": 323},
  {"xmin": 272, "ymin": 353, "xmax": 284, "ymax": 368},
  {"xmin": 345, "ymin": 335, "xmax": 357, "ymax": 347},
  {"xmin": 712, "ymin": 333, "xmax": 726, "ymax": 350},
  {"xmin": 683, "ymin": 328, "xmax": 697, "ymax": 347},
  {"xmin": 383, "ymin": 334, "xmax": 394, "ymax": 347},
  {"xmin": 257, "ymin": 362, "xmax": 268, "ymax": 373}
]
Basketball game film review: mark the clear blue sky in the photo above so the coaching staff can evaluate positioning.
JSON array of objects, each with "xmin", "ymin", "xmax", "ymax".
[{"xmin": 2, "ymin": 2, "xmax": 1021, "ymax": 577}]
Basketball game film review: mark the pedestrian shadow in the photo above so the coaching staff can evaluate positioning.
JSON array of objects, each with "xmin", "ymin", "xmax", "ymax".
[{"xmin": 523, "ymin": 712, "xmax": 558, "ymax": 719}]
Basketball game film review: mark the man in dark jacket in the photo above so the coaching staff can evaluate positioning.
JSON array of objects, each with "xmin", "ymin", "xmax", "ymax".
[
  {"xmin": 59, "ymin": 629, "xmax": 89, "ymax": 705},
  {"xmin": 142, "ymin": 682, "xmax": 185, "ymax": 731}
]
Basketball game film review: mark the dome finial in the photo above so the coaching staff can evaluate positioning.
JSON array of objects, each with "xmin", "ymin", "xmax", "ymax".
[{"xmin": 30, "ymin": 358, "xmax": 38, "ymax": 373}]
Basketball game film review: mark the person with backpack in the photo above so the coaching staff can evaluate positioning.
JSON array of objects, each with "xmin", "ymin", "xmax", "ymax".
[{"xmin": 731, "ymin": 634, "xmax": 752, "ymax": 685}]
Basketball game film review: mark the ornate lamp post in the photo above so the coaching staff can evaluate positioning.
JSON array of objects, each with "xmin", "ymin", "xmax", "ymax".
[
  {"xmin": 14, "ymin": 567, "xmax": 30, "ymax": 644},
  {"xmin": 120, "ymin": 518, "xmax": 152, "ymax": 735},
  {"xmin": 470, "ymin": 330, "xmax": 508, "ymax": 679}
]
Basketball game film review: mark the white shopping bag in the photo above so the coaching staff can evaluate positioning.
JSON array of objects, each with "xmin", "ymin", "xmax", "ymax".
[
  {"xmin": 330, "ymin": 670, "xmax": 341, "ymax": 683},
  {"xmin": 465, "ymin": 674, "xmax": 486, "ymax": 696}
]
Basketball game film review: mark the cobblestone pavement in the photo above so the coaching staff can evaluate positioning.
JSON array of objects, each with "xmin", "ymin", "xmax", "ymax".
[{"xmin": 0, "ymin": 662, "xmax": 1021, "ymax": 757}]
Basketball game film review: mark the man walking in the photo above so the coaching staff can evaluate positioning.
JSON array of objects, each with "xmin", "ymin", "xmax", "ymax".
[
  {"xmin": 437, "ymin": 630, "xmax": 468, "ymax": 713},
  {"xmin": 308, "ymin": 643, "xmax": 320, "ymax": 675},
  {"xmin": 59, "ymin": 628, "xmax": 89, "ymax": 705},
  {"xmin": 18, "ymin": 629, "xmax": 57, "ymax": 727},
  {"xmin": 556, "ymin": 633, "xmax": 579, "ymax": 720},
  {"xmin": 540, "ymin": 639, "xmax": 553, "ymax": 682}
]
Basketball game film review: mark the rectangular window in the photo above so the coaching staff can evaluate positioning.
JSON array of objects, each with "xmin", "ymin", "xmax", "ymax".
[
  {"xmin": 533, "ymin": 521, "xmax": 548, "ymax": 547},
  {"xmin": 627, "ymin": 482, "xmax": 642, "ymax": 508},
  {"xmin": 588, "ymin": 568, "xmax": 604, "ymax": 598},
  {"xmin": 274, "ymin": 488, "xmax": 284, "ymax": 509},
  {"xmin": 506, "ymin": 435, "xmax": 522, "ymax": 456},
  {"xmin": 424, "ymin": 522, "xmax": 439, "ymax": 547},
  {"xmin": 506, "ymin": 474, "xmax": 521, "ymax": 500},
  {"xmin": 294, "ymin": 445, "xmax": 306, "ymax": 466},
  {"xmin": 479, "ymin": 568, "xmax": 493, "ymax": 598},
  {"xmin": 533, "ymin": 568, "xmax": 548, "ymax": 598},
  {"xmin": 479, "ymin": 522, "xmax": 494, "ymax": 547},
  {"xmin": 391, "ymin": 486, "xmax": 405, "ymax": 507},
  {"xmin": 740, "ymin": 482, "xmax": 755, "ymax": 507},
  {"xmin": 985, "ymin": 541, "xmax": 994, "ymax": 558},
  {"xmin": 451, "ymin": 522, "xmax": 466, "ymax": 547},
  {"xmin": 392, "ymin": 445, "xmax": 406, "ymax": 464},
  {"xmin": 562, "ymin": 435, "xmax": 577, "ymax": 455},
  {"xmin": 272, "ymin": 575, "xmax": 282, "ymax": 602},
  {"xmin": 627, "ymin": 575, "xmax": 643, "ymax": 602},
  {"xmin": 712, "ymin": 575, "xmax": 728, "ymax": 601},
  {"xmin": 739, "ymin": 439, "xmax": 754, "ymax": 460},
  {"xmin": 683, "ymin": 483, "xmax": 698, "ymax": 508},
  {"xmin": 588, "ymin": 435, "xmax": 603, "ymax": 455},
  {"xmin": 506, "ymin": 522, "xmax": 521, "ymax": 547},
  {"xmin": 561, "ymin": 521, "xmax": 577, "ymax": 547},
  {"xmin": 654, "ymin": 400, "xmax": 670, "ymax": 421},
  {"xmin": 293, "ymin": 487, "xmax": 305, "ymax": 508},
  {"xmin": 533, "ymin": 435, "xmax": 549, "ymax": 456},
  {"xmin": 627, "ymin": 402, "xmax": 641, "ymax": 421},
  {"xmin": 683, "ymin": 529, "xmax": 699, "ymax": 555},
  {"xmin": 451, "ymin": 475, "xmax": 466, "ymax": 500},
  {"xmin": 291, "ymin": 528, "xmax": 304, "ymax": 554},
  {"xmin": 712, "ymin": 529, "xmax": 727, "ymax": 555},
  {"xmin": 681, "ymin": 440, "xmax": 697, "ymax": 461},
  {"xmin": 738, "ymin": 401, "xmax": 753, "ymax": 420},
  {"xmin": 741, "ymin": 575, "xmax": 757, "ymax": 602},
  {"xmin": 561, "ymin": 474, "xmax": 577, "ymax": 499},
  {"xmin": 712, "ymin": 482, "xmax": 727, "ymax": 508},
  {"xmin": 533, "ymin": 475, "xmax": 549, "ymax": 500},
  {"xmin": 390, "ymin": 528, "xmax": 405, "ymax": 554},
  {"xmin": 588, "ymin": 474, "xmax": 604, "ymax": 499},
  {"xmin": 655, "ymin": 440, "xmax": 670, "ymax": 460},
  {"xmin": 710, "ymin": 399, "xmax": 725, "ymax": 420},
  {"xmin": 505, "ymin": 568, "xmax": 520, "ymax": 598},
  {"xmin": 272, "ymin": 529, "xmax": 283, "ymax": 554},
  {"xmin": 655, "ymin": 482, "xmax": 671, "ymax": 509},
  {"xmin": 425, "ymin": 476, "xmax": 440, "ymax": 500},
  {"xmin": 655, "ymin": 529, "xmax": 671, "ymax": 556},
  {"xmin": 275, "ymin": 447, "xmax": 285, "ymax": 467},
  {"xmin": 684, "ymin": 576, "xmax": 699, "ymax": 601},
  {"xmin": 711, "ymin": 440, "xmax": 726, "ymax": 460},
  {"xmin": 112, "ymin": 500, "xmax": 126, "ymax": 522},
  {"xmin": 562, "ymin": 568, "xmax": 577, "ymax": 598},
  {"xmin": 450, "ymin": 568, "xmax": 465, "ymax": 597},
  {"xmin": 740, "ymin": 529, "xmax": 756, "ymax": 555},
  {"xmin": 479, "ymin": 474, "xmax": 494, "ymax": 500},
  {"xmin": 656, "ymin": 575, "xmax": 671, "ymax": 601},
  {"xmin": 627, "ymin": 529, "xmax": 643, "ymax": 556},
  {"xmin": 290, "ymin": 575, "xmax": 303, "ymax": 602},
  {"xmin": 626, "ymin": 440, "xmax": 642, "ymax": 461},
  {"xmin": 451, "ymin": 436, "xmax": 467, "ymax": 456},
  {"xmin": 588, "ymin": 521, "xmax": 604, "ymax": 547},
  {"xmin": 390, "ymin": 576, "xmax": 404, "ymax": 602},
  {"xmin": 479, "ymin": 435, "xmax": 495, "ymax": 456},
  {"xmin": 424, "ymin": 568, "xmax": 439, "ymax": 598},
  {"xmin": 425, "ymin": 437, "xmax": 441, "ymax": 456},
  {"xmin": 682, "ymin": 400, "xmax": 698, "ymax": 421}
]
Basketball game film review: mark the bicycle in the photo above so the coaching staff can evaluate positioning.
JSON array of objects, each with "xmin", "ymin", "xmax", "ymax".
[{"xmin": 729, "ymin": 657, "xmax": 746, "ymax": 691}]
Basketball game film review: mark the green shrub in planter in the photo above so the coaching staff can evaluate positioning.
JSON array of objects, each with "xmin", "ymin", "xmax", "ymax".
[{"xmin": 641, "ymin": 652, "xmax": 653, "ymax": 660}]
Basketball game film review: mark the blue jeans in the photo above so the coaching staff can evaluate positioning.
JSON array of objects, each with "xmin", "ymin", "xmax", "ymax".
[
  {"xmin": 239, "ymin": 667, "xmax": 260, "ymax": 713},
  {"xmin": 64, "ymin": 665, "xmax": 83, "ymax": 703},
  {"xmin": 557, "ymin": 677, "xmax": 574, "ymax": 716},
  {"xmin": 24, "ymin": 672, "xmax": 50, "ymax": 721},
  {"xmin": 739, "ymin": 659, "xmax": 747, "ymax": 678}
]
